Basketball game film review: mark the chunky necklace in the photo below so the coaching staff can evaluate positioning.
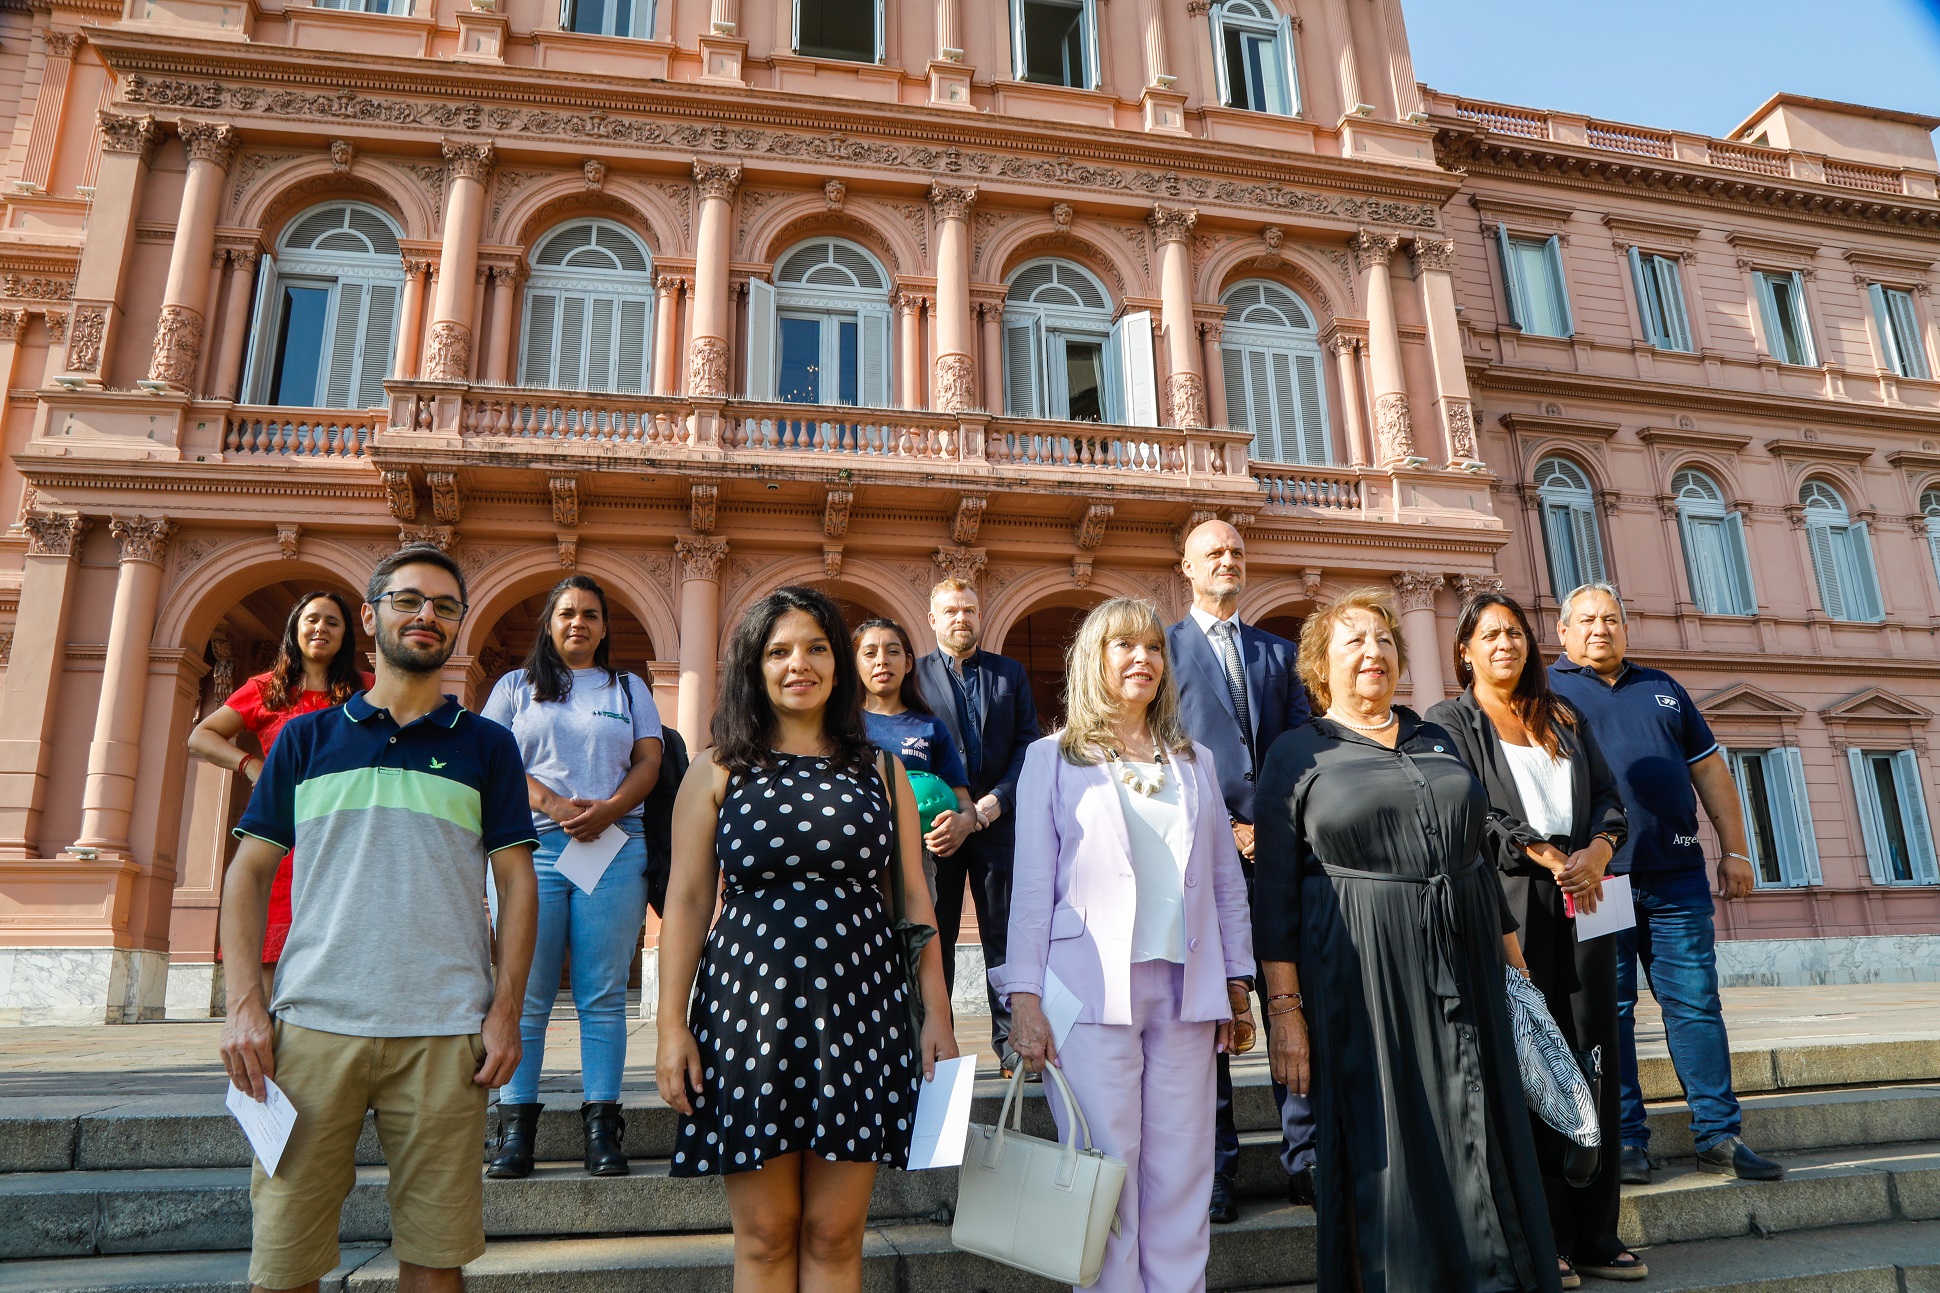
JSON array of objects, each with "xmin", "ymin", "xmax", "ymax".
[
  {"xmin": 1110, "ymin": 745, "xmax": 1170, "ymax": 796},
  {"xmin": 1327, "ymin": 706, "xmax": 1397, "ymax": 732}
]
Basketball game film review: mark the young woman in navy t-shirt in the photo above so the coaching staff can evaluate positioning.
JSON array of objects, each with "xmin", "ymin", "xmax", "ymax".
[{"xmin": 853, "ymin": 617, "xmax": 975, "ymax": 897}]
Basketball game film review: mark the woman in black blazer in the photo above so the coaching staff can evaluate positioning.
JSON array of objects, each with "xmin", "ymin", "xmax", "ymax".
[{"xmin": 1426, "ymin": 593, "xmax": 1643, "ymax": 1287}]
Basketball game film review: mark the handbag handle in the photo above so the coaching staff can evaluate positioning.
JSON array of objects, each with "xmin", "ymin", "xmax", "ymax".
[{"xmin": 987, "ymin": 1061, "xmax": 1097, "ymax": 1187}]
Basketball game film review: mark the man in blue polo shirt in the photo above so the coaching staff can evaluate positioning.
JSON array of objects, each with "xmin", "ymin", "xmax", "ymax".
[
  {"xmin": 218, "ymin": 545, "xmax": 539, "ymax": 1293},
  {"xmin": 1549, "ymin": 582, "xmax": 1783, "ymax": 1185}
]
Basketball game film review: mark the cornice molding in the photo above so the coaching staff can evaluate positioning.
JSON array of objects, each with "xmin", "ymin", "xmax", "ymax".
[
  {"xmin": 1635, "ymin": 425, "xmax": 1754, "ymax": 451},
  {"xmin": 1600, "ymin": 211, "xmax": 1705, "ymax": 249},
  {"xmin": 1842, "ymin": 246, "xmax": 1938, "ymax": 283},
  {"xmin": 1498, "ymin": 412, "xmax": 1622, "ymax": 440},
  {"xmin": 1724, "ymin": 229, "xmax": 1824, "ymax": 263},
  {"xmin": 1885, "ymin": 449, "xmax": 1940, "ymax": 471},
  {"xmin": 1467, "ymin": 193, "xmax": 1576, "ymax": 231},
  {"xmin": 1764, "ymin": 437, "xmax": 1874, "ymax": 464}
]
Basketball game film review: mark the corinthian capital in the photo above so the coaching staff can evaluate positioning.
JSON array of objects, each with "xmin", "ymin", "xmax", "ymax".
[
  {"xmin": 23, "ymin": 511, "xmax": 91, "ymax": 558},
  {"xmin": 928, "ymin": 183, "xmax": 978, "ymax": 222},
  {"xmin": 1350, "ymin": 228, "xmax": 1400, "ymax": 271},
  {"xmin": 110, "ymin": 515, "xmax": 174, "ymax": 566},
  {"xmin": 1149, "ymin": 204, "xmax": 1198, "ymax": 245},
  {"xmin": 97, "ymin": 110, "xmax": 162, "ymax": 160},
  {"xmin": 692, "ymin": 158, "xmax": 742, "ymax": 201},
  {"xmin": 1391, "ymin": 570, "xmax": 1444, "ymax": 614},
  {"xmin": 442, "ymin": 140, "xmax": 496, "ymax": 183},
  {"xmin": 675, "ymin": 535, "xmax": 730, "ymax": 582},
  {"xmin": 44, "ymin": 29, "xmax": 81, "ymax": 59},
  {"xmin": 178, "ymin": 119, "xmax": 241, "ymax": 172},
  {"xmin": 1410, "ymin": 236, "xmax": 1457, "ymax": 274}
]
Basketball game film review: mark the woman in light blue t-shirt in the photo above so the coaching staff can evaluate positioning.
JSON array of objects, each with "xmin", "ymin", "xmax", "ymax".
[{"xmin": 481, "ymin": 575, "xmax": 663, "ymax": 1180}]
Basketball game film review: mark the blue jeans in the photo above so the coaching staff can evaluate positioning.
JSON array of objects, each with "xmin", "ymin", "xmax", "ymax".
[
  {"xmin": 1615, "ymin": 873, "xmax": 1742, "ymax": 1154},
  {"xmin": 491, "ymin": 827, "xmax": 648, "ymax": 1104}
]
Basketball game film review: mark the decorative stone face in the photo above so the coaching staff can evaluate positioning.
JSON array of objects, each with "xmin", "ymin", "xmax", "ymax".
[
  {"xmin": 675, "ymin": 535, "xmax": 729, "ymax": 581},
  {"xmin": 934, "ymin": 352, "xmax": 976, "ymax": 413},
  {"xmin": 1391, "ymin": 570, "xmax": 1445, "ymax": 614},
  {"xmin": 688, "ymin": 335, "xmax": 728, "ymax": 397},
  {"xmin": 1051, "ymin": 202, "xmax": 1073, "ymax": 231},
  {"xmin": 146, "ymin": 304, "xmax": 204, "ymax": 387},
  {"xmin": 23, "ymin": 511, "xmax": 90, "ymax": 557},
  {"xmin": 692, "ymin": 158, "xmax": 742, "ymax": 202},
  {"xmin": 928, "ymin": 183, "xmax": 977, "ymax": 222},
  {"xmin": 1168, "ymin": 371, "xmax": 1207, "ymax": 429},
  {"xmin": 1443, "ymin": 401, "xmax": 1479, "ymax": 462},
  {"xmin": 442, "ymin": 140, "xmax": 496, "ymax": 183},
  {"xmin": 110, "ymin": 515, "xmax": 175, "ymax": 566},
  {"xmin": 823, "ymin": 179, "xmax": 845, "ymax": 210},
  {"xmin": 1374, "ymin": 391, "xmax": 1416, "ymax": 463},
  {"xmin": 423, "ymin": 320, "xmax": 472, "ymax": 381},
  {"xmin": 330, "ymin": 140, "xmax": 355, "ymax": 173},
  {"xmin": 178, "ymin": 119, "xmax": 241, "ymax": 171},
  {"xmin": 1149, "ymin": 204, "xmax": 1198, "ymax": 244},
  {"xmin": 63, "ymin": 305, "xmax": 106, "ymax": 372},
  {"xmin": 583, "ymin": 157, "xmax": 606, "ymax": 190}
]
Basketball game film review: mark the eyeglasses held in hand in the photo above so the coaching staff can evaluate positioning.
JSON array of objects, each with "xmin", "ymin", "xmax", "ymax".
[{"xmin": 374, "ymin": 590, "xmax": 468, "ymax": 621}]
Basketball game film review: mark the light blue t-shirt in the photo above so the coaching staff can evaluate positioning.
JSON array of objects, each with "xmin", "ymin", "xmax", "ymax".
[{"xmin": 482, "ymin": 668, "xmax": 663, "ymax": 834}]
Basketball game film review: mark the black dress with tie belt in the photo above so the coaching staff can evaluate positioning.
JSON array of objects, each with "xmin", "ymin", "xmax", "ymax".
[{"xmin": 1254, "ymin": 711, "xmax": 1561, "ymax": 1293}]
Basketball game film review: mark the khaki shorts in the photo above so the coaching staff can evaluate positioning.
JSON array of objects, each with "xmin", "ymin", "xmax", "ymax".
[{"xmin": 248, "ymin": 1020, "xmax": 488, "ymax": 1289}]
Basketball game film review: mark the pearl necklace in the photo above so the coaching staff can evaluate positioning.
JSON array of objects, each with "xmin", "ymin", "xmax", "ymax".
[
  {"xmin": 1327, "ymin": 707, "xmax": 1397, "ymax": 732},
  {"xmin": 1109, "ymin": 745, "xmax": 1170, "ymax": 796}
]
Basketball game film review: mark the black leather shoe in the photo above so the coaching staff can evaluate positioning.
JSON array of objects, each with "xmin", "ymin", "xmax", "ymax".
[
  {"xmin": 486, "ymin": 1102, "xmax": 541, "ymax": 1179},
  {"xmin": 581, "ymin": 1101, "xmax": 630, "ymax": 1177},
  {"xmin": 1287, "ymin": 1165, "xmax": 1317, "ymax": 1208},
  {"xmin": 1209, "ymin": 1172, "xmax": 1239, "ymax": 1224},
  {"xmin": 1617, "ymin": 1143, "xmax": 1651, "ymax": 1186},
  {"xmin": 1696, "ymin": 1135, "xmax": 1783, "ymax": 1181}
]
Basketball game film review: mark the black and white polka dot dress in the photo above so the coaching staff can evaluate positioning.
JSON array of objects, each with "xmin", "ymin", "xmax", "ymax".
[{"xmin": 670, "ymin": 753, "xmax": 919, "ymax": 1176}]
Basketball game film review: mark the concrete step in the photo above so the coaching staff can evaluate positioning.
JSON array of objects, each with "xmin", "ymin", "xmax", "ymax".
[
  {"xmin": 1631, "ymin": 1217, "xmax": 1940, "ymax": 1291},
  {"xmin": 1639, "ymin": 1035, "xmax": 1940, "ymax": 1102}
]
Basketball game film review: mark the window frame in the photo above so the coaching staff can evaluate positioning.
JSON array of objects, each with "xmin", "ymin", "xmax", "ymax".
[
  {"xmin": 1754, "ymin": 269, "xmax": 1819, "ymax": 367},
  {"xmin": 1848, "ymin": 747, "xmax": 1940, "ymax": 886},
  {"xmin": 1800, "ymin": 479, "xmax": 1884, "ymax": 623},
  {"xmin": 1001, "ymin": 258, "xmax": 1151, "ymax": 425},
  {"xmin": 746, "ymin": 237, "xmax": 892, "ymax": 408},
  {"xmin": 316, "ymin": 0, "xmax": 411, "ymax": 13},
  {"xmin": 791, "ymin": 0, "xmax": 884, "ymax": 63},
  {"xmin": 1627, "ymin": 247, "xmax": 1694, "ymax": 352},
  {"xmin": 1011, "ymin": 0, "xmax": 1100, "ymax": 89},
  {"xmin": 1671, "ymin": 468, "xmax": 1756, "ymax": 616},
  {"xmin": 1534, "ymin": 456, "xmax": 1605, "ymax": 597},
  {"xmin": 1868, "ymin": 282, "xmax": 1932, "ymax": 380},
  {"xmin": 241, "ymin": 202, "xmax": 405, "ymax": 411},
  {"xmin": 1493, "ymin": 226, "xmax": 1574, "ymax": 338},
  {"xmin": 518, "ymin": 218, "xmax": 655, "ymax": 394},
  {"xmin": 1727, "ymin": 746, "xmax": 1822, "ymax": 888},
  {"xmin": 1209, "ymin": 0, "xmax": 1299, "ymax": 117},
  {"xmin": 1218, "ymin": 279, "xmax": 1330, "ymax": 464}
]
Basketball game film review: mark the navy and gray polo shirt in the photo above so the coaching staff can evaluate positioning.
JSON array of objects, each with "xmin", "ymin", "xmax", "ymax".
[
  {"xmin": 236, "ymin": 693, "xmax": 537, "ymax": 1038},
  {"xmin": 1549, "ymin": 659, "xmax": 1719, "ymax": 887}
]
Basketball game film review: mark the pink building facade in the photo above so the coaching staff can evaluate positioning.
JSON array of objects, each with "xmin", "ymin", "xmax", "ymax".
[{"xmin": 0, "ymin": 0, "xmax": 1933, "ymax": 1022}]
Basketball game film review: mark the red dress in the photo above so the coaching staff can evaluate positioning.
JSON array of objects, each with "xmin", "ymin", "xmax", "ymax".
[{"xmin": 224, "ymin": 671, "xmax": 374, "ymax": 962}]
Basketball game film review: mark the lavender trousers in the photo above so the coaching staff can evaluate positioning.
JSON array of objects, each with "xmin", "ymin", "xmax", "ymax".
[{"xmin": 1044, "ymin": 958, "xmax": 1218, "ymax": 1293}]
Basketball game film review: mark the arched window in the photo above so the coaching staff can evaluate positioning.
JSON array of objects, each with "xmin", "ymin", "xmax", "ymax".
[
  {"xmin": 1211, "ymin": 0, "xmax": 1298, "ymax": 116},
  {"xmin": 1921, "ymin": 489, "xmax": 1940, "ymax": 589},
  {"xmin": 1801, "ymin": 479, "xmax": 1883, "ymax": 621},
  {"xmin": 1672, "ymin": 468, "xmax": 1756, "ymax": 615},
  {"xmin": 519, "ymin": 220, "xmax": 654, "ymax": 393},
  {"xmin": 745, "ymin": 238, "xmax": 891, "ymax": 407},
  {"xmin": 242, "ymin": 202, "xmax": 405, "ymax": 408},
  {"xmin": 1219, "ymin": 279, "xmax": 1329, "ymax": 463},
  {"xmin": 1535, "ymin": 457, "xmax": 1605, "ymax": 597},
  {"xmin": 1003, "ymin": 259, "xmax": 1154, "ymax": 425}
]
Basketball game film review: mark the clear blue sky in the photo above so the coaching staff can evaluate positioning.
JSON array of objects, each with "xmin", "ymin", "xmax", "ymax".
[{"xmin": 1403, "ymin": 0, "xmax": 1940, "ymax": 140}]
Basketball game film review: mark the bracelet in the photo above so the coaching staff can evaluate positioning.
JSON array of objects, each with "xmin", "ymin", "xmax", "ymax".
[
  {"xmin": 1266, "ymin": 992, "xmax": 1303, "ymax": 1006},
  {"xmin": 238, "ymin": 755, "xmax": 258, "ymax": 777},
  {"xmin": 1266, "ymin": 1004, "xmax": 1303, "ymax": 1018},
  {"xmin": 1723, "ymin": 851, "xmax": 1752, "ymax": 863}
]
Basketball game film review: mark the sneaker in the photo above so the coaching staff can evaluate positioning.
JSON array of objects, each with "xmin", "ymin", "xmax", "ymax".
[
  {"xmin": 1696, "ymin": 1135, "xmax": 1784, "ymax": 1181},
  {"xmin": 1618, "ymin": 1144, "xmax": 1652, "ymax": 1185}
]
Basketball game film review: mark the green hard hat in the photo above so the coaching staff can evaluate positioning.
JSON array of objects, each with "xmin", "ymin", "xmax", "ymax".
[{"xmin": 904, "ymin": 769, "xmax": 959, "ymax": 829}]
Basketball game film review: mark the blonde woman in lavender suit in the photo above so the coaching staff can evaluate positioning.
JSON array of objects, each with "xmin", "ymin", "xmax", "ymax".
[{"xmin": 996, "ymin": 597, "xmax": 1255, "ymax": 1293}]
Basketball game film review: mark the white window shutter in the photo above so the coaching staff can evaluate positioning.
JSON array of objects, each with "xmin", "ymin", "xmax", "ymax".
[
  {"xmin": 354, "ymin": 281, "xmax": 399, "ymax": 408},
  {"xmin": 1754, "ymin": 273, "xmax": 1785, "ymax": 361},
  {"xmin": 585, "ymin": 296, "xmax": 617, "ymax": 391},
  {"xmin": 859, "ymin": 304, "xmax": 891, "ymax": 407},
  {"xmin": 558, "ymin": 0, "xmax": 572, "ymax": 29},
  {"xmin": 873, "ymin": 0, "xmax": 885, "ymax": 61},
  {"xmin": 1279, "ymin": 12, "xmax": 1300, "ymax": 115},
  {"xmin": 1545, "ymin": 235, "xmax": 1574, "ymax": 336},
  {"xmin": 617, "ymin": 298, "xmax": 649, "ymax": 393},
  {"xmin": 1493, "ymin": 224, "xmax": 1524, "ymax": 330},
  {"xmin": 1724, "ymin": 510, "xmax": 1757, "ymax": 614},
  {"xmin": 557, "ymin": 295, "xmax": 589, "ymax": 390},
  {"xmin": 1926, "ymin": 519, "xmax": 1940, "ymax": 592},
  {"xmin": 1267, "ymin": 351, "xmax": 1299, "ymax": 461},
  {"xmin": 1869, "ymin": 282, "xmax": 1896, "ymax": 372},
  {"xmin": 745, "ymin": 278, "xmax": 777, "ymax": 401},
  {"xmin": 1113, "ymin": 310, "xmax": 1158, "ymax": 427},
  {"xmin": 1894, "ymin": 751, "xmax": 1940, "ymax": 884},
  {"xmin": 1003, "ymin": 313, "xmax": 1042, "ymax": 418},
  {"xmin": 1241, "ymin": 348, "xmax": 1271, "ymax": 456},
  {"xmin": 1220, "ymin": 344, "xmax": 1249, "ymax": 438},
  {"xmin": 1627, "ymin": 246, "xmax": 1659, "ymax": 347},
  {"xmin": 1846, "ymin": 522, "xmax": 1884, "ymax": 621},
  {"xmin": 239, "ymin": 253, "xmax": 281, "ymax": 404},
  {"xmin": 1850, "ymin": 748, "xmax": 1894, "ymax": 884},
  {"xmin": 1541, "ymin": 500, "xmax": 1580, "ymax": 597},
  {"xmin": 1789, "ymin": 271, "xmax": 1818, "ymax": 366},
  {"xmin": 521, "ymin": 291, "xmax": 559, "ymax": 388},
  {"xmin": 791, "ymin": 0, "xmax": 803, "ymax": 52},
  {"xmin": 1009, "ymin": 0, "xmax": 1027, "ymax": 80},
  {"xmin": 1678, "ymin": 511, "xmax": 1712, "ymax": 611},
  {"xmin": 1807, "ymin": 522, "xmax": 1846, "ymax": 619},
  {"xmin": 1729, "ymin": 751, "xmax": 1766, "ymax": 882},
  {"xmin": 1082, "ymin": 0, "xmax": 1100, "ymax": 88},
  {"xmin": 1656, "ymin": 257, "xmax": 1693, "ymax": 351},
  {"xmin": 321, "ymin": 281, "xmax": 365, "ymax": 409},
  {"xmin": 1778, "ymin": 747, "xmax": 1822, "ymax": 885},
  {"xmin": 1889, "ymin": 289, "xmax": 1930, "ymax": 379},
  {"xmin": 1209, "ymin": 4, "xmax": 1234, "ymax": 107},
  {"xmin": 1569, "ymin": 500, "xmax": 1605, "ymax": 582},
  {"xmin": 1293, "ymin": 350, "xmax": 1328, "ymax": 463}
]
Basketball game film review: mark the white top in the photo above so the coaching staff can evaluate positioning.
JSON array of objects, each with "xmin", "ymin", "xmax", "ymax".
[
  {"xmin": 482, "ymin": 668, "xmax": 664, "ymax": 834},
  {"xmin": 1500, "ymin": 740, "xmax": 1575, "ymax": 840},
  {"xmin": 1114, "ymin": 759, "xmax": 1189, "ymax": 964}
]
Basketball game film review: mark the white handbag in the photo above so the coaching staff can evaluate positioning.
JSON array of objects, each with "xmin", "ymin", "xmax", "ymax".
[{"xmin": 952, "ymin": 1062, "xmax": 1128, "ymax": 1288}]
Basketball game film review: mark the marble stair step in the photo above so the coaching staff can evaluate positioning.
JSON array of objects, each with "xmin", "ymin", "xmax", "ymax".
[{"xmin": 1626, "ymin": 1216, "xmax": 1940, "ymax": 1291}]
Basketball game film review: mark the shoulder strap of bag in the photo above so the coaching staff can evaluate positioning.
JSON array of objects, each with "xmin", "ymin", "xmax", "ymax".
[{"xmin": 877, "ymin": 752, "xmax": 907, "ymax": 923}]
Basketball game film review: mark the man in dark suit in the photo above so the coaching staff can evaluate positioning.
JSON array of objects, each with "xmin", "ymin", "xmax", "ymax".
[
  {"xmin": 1167, "ymin": 518, "xmax": 1316, "ymax": 1223},
  {"xmin": 917, "ymin": 576, "xmax": 1041, "ymax": 1069}
]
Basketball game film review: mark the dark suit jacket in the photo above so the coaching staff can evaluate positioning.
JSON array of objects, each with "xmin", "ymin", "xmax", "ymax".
[
  {"xmin": 1167, "ymin": 616, "xmax": 1310, "ymax": 824},
  {"xmin": 917, "ymin": 648, "xmax": 1040, "ymax": 851},
  {"xmin": 1425, "ymin": 689, "xmax": 1628, "ymax": 994}
]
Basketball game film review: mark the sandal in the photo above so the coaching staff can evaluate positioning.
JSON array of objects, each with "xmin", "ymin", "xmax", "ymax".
[
  {"xmin": 1558, "ymin": 1257, "xmax": 1582, "ymax": 1290},
  {"xmin": 1575, "ymin": 1251, "xmax": 1649, "ymax": 1281}
]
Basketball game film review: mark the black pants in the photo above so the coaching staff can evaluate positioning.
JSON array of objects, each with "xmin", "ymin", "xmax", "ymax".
[
  {"xmin": 1531, "ymin": 923, "xmax": 1623, "ymax": 1265},
  {"xmin": 933, "ymin": 832, "xmax": 1012, "ymax": 1054}
]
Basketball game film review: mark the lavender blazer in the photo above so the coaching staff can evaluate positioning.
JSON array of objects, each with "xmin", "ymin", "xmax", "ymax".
[{"xmin": 992, "ymin": 735, "xmax": 1255, "ymax": 1026}]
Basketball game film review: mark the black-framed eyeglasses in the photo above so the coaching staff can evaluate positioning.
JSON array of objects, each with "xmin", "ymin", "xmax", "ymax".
[{"xmin": 374, "ymin": 590, "xmax": 468, "ymax": 622}]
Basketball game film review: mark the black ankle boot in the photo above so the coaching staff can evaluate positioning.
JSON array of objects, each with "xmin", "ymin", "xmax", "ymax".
[
  {"xmin": 486, "ymin": 1102, "xmax": 542, "ymax": 1179},
  {"xmin": 582, "ymin": 1101, "xmax": 629, "ymax": 1176}
]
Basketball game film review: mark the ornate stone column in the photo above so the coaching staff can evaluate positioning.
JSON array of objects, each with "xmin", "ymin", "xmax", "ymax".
[
  {"xmin": 211, "ymin": 248, "xmax": 259, "ymax": 401},
  {"xmin": 21, "ymin": 30, "xmax": 81, "ymax": 192},
  {"xmin": 146, "ymin": 120, "xmax": 239, "ymax": 389},
  {"xmin": 930, "ymin": 184, "xmax": 978, "ymax": 412},
  {"xmin": 1353, "ymin": 229, "xmax": 1415, "ymax": 465},
  {"xmin": 1329, "ymin": 333, "xmax": 1369, "ymax": 467},
  {"xmin": 1392, "ymin": 571, "xmax": 1446, "ymax": 705},
  {"xmin": 1411, "ymin": 236, "xmax": 1481, "ymax": 468},
  {"xmin": 653, "ymin": 274, "xmax": 684, "ymax": 395},
  {"xmin": 67, "ymin": 111, "xmax": 161, "ymax": 384},
  {"xmin": 0, "ymin": 513, "xmax": 90, "ymax": 859},
  {"xmin": 484, "ymin": 265, "xmax": 519, "ymax": 384},
  {"xmin": 674, "ymin": 536, "xmax": 729, "ymax": 746},
  {"xmin": 1198, "ymin": 321, "xmax": 1227, "ymax": 428},
  {"xmin": 424, "ymin": 141, "xmax": 495, "ymax": 382},
  {"xmin": 1151, "ymin": 205, "xmax": 1205, "ymax": 427},
  {"xmin": 71, "ymin": 517, "xmax": 174, "ymax": 858},
  {"xmin": 394, "ymin": 257, "xmax": 431, "ymax": 381},
  {"xmin": 977, "ymin": 301, "xmax": 1004, "ymax": 411},
  {"xmin": 688, "ymin": 159, "xmax": 741, "ymax": 397},
  {"xmin": 191, "ymin": 249, "xmax": 228, "ymax": 395},
  {"xmin": 897, "ymin": 293, "xmax": 925, "ymax": 409}
]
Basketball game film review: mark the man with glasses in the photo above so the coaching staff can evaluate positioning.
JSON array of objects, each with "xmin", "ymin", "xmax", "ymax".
[{"xmin": 219, "ymin": 545, "xmax": 540, "ymax": 1293}]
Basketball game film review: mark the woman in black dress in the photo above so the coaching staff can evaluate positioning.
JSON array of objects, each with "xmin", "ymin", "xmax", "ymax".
[
  {"xmin": 1255, "ymin": 588, "xmax": 1560, "ymax": 1293},
  {"xmin": 655, "ymin": 586, "xmax": 957, "ymax": 1292},
  {"xmin": 1426, "ymin": 594, "xmax": 1642, "ymax": 1286}
]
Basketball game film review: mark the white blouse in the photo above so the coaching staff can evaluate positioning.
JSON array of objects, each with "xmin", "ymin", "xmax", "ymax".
[
  {"xmin": 1113, "ymin": 760, "xmax": 1189, "ymax": 964},
  {"xmin": 1500, "ymin": 740, "xmax": 1575, "ymax": 840}
]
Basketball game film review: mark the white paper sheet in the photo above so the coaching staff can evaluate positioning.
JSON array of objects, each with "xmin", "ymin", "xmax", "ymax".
[
  {"xmin": 1572, "ymin": 873, "xmax": 1638, "ymax": 941},
  {"xmin": 226, "ymin": 1077, "xmax": 299, "ymax": 1176},
  {"xmin": 905, "ymin": 1055, "xmax": 977, "ymax": 1170},
  {"xmin": 1042, "ymin": 967, "xmax": 1084, "ymax": 1047},
  {"xmin": 554, "ymin": 824, "xmax": 628, "ymax": 896}
]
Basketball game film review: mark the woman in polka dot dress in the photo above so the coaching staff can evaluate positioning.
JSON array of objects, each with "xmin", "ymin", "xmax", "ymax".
[{"xmin": 656, "ymin": 585, "xmax": 957, "ymax": 1291}]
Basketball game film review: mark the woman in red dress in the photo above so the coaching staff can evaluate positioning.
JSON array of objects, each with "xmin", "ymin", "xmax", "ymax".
[{"xmin": 188, "ymin": 591, "xmax": 371, "ymax": 1002}]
